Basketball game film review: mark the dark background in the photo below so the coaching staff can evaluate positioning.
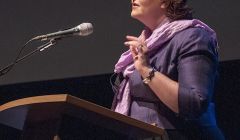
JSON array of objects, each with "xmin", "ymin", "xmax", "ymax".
[
  {"xmin": 0, "ymin": 0, "xmax": 240, "ymax": 139},
  {"xmin": 0, "ymin": 0, "xmax": 239, "ymax": 85},
  {"xmin": 0, "ymin": 60, "xmax": 240, "ymax": 139}
]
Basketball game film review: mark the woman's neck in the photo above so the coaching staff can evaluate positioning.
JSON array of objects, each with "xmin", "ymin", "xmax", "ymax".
[{"xmin": 145, "ymin": 15, "xmax": 170, "ymax": 31}]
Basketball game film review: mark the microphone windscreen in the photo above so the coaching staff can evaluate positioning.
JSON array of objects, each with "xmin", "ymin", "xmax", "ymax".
[{"xmin": 76, "ymin": 23, "xmax": 93, "ymax": 36}]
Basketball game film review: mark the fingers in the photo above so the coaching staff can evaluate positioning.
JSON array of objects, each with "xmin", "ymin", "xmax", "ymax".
[
  {"xmin": 124, "ymin": 41, "xmax": 138, "ymax": 59},
  {"xmin": 126, "ymin": 35, "xmax": 139, "ymax": 41},
  {"xmin": 124, "ymin": 43, "xmax": 147, "ymax": 62},
  {"xmin": 124, "ymin": 41, "xmax": 147, "ymax": 55},
  {"xmin": 124, "ymin": 35, "xmax": 148, "ymax": 61},
  {"xmin": 124, "ymin": 41, "xmax": 139, "ymax": 52}
]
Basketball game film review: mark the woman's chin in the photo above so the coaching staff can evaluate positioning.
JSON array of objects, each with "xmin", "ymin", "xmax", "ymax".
[{"xmin": 131, "ymin": 12, "xmax": 141, "ymax": 20}]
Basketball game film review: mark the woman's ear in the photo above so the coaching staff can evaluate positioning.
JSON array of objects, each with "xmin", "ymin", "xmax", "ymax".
[
  {"xmin": 160, "ymin": 1, "xmax": 166, "ymax": 9},
  {"xmin": 160, "ymin": 3, "xmax": 166, "ymax": 8}
]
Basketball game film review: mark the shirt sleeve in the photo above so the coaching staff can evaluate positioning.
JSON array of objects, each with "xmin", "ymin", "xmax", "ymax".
[{"xmin": 177, "ymin": 28, "xmax": 218, "ymax": 119}]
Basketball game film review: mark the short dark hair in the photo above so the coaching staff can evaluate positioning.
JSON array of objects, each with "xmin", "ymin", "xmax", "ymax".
[{"xmin": 163, "ymin": 0, "xmax": 193, "ymax": 20}]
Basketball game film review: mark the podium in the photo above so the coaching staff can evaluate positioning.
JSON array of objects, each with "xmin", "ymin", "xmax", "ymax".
[{"xmin": 0, "ymin": 94, "xmax": 164, "ymax": 140}]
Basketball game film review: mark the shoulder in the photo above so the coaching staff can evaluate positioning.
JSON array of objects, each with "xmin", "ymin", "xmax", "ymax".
[
  {"xmin": 173, "ymin": 27, "xmax": 217, "ymax": 47},
  {"xmin": 174, "ymin": 27, "xmax": 213, "ymax": 40},
  {"xmin": 172, "ymin": 27, "xmax": 218, "ymax": 59}
]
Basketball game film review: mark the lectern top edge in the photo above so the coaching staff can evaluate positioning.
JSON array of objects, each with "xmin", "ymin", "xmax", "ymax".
[
  {"xmin": 0, "ymin": 94, "xmax": 69, "ymax": 112},
  {"xmin": 0, "ymin": 94, "xmax": 165, "ymax": 136}
]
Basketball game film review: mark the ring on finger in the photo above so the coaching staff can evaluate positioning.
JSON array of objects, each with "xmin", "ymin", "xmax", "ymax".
[
  {"xmin": 133, "ymin": 55, "xmax": 138, "ymax": 60},
  {"xmin": 137, "ymin": 44, "xmax": 144, "ymax": 50},
  {"xmin": 138, "ymin": 44, "xmax": 144, "ymax": 48}
]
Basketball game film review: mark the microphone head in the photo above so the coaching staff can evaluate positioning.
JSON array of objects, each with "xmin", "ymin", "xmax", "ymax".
[{"xmin": 76, "ymin": 23, "xmax": 93, "ymax": 36}]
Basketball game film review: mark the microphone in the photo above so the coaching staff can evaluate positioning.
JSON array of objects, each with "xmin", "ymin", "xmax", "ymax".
[{"xmin": 32, "ymin": 23, "xmax": 93, "ymax": 41}]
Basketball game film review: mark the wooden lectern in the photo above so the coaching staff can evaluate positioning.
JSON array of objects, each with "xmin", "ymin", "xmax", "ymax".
[{"xmin": 0, "ymin": 94, "xmax": 165, "ymax": 140}]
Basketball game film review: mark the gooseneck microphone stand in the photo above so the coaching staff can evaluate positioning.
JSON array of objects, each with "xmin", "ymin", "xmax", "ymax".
[{"xmin": 0, "ymin": 39, "xmax": 57, "ymax": 77}]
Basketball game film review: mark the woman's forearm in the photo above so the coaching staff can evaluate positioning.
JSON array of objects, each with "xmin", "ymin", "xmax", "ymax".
[{"xmin": 139, "ymin": 66, "xmax": 179, "ymax": 113}]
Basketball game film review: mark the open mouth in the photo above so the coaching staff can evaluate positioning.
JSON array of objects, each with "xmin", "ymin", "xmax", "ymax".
[{"xmin": 132, "ymin": 3, "xmax": 140, "ymax": 7}]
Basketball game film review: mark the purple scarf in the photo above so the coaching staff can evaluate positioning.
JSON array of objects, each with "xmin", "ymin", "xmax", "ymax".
[{"xmin": 114, "ymin": 18, "xmax": 217, "ymax": 115}]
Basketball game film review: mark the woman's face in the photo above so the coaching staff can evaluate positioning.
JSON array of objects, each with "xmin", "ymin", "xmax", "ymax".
[{"xmin": 131, "ymin": 0, "xmax": 165, "ymax": 23}]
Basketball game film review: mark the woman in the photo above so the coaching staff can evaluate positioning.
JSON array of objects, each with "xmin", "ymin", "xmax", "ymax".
[{"xmin": 111, "ymin": 0, "xmax": 224, "ymax": 139}]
